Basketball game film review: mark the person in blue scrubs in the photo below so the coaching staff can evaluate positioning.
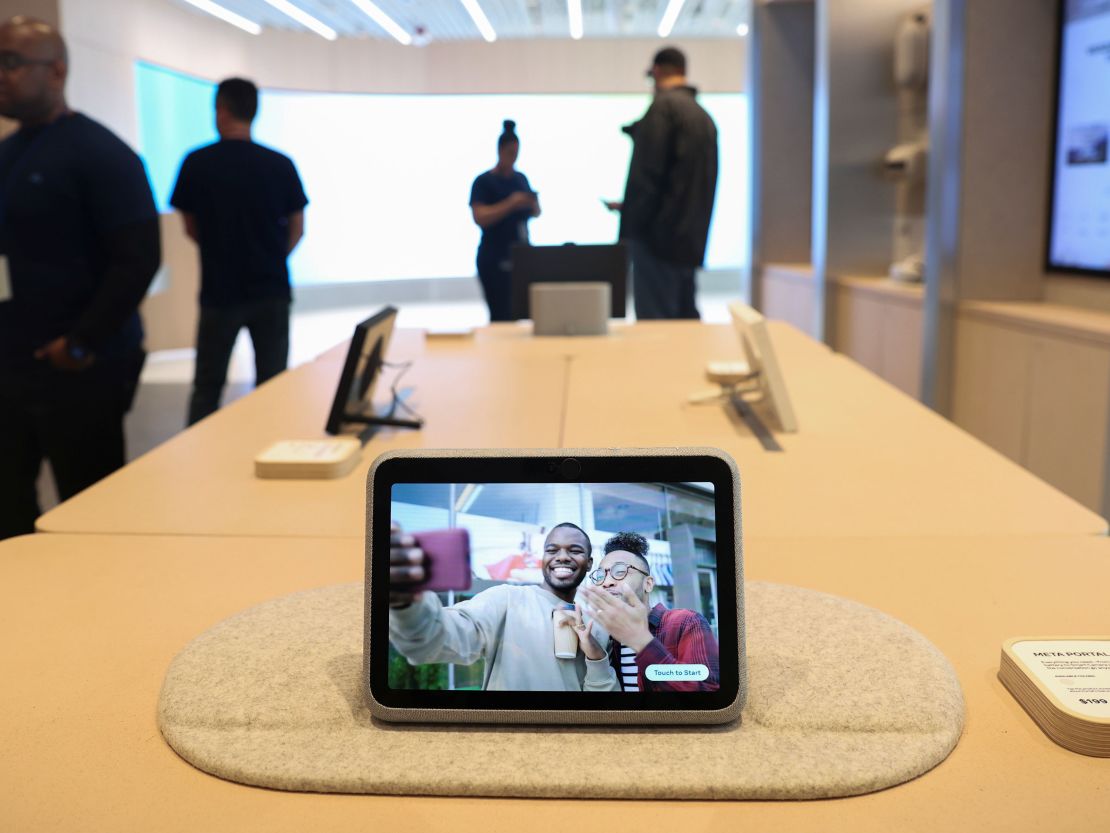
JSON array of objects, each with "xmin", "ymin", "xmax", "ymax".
[{"xmin": 468, "ymin": 120, "xmax": 540, "ymax": 322}]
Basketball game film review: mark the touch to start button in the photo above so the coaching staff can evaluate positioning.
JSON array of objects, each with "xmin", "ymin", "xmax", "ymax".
[{"xmin": 646, "ymin": 664, "xmax": 709, "ymax": 682}]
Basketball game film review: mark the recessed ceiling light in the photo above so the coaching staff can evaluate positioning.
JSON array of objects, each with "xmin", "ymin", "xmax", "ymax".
[
  {"xmin": 259, "ymin": 0, "xmax": 338, "ymax": 40},
  {"xmin": 349, "ymin": 0, "xmax": 412, "ymax": 45},
  {"xmin": 459, "ymin": 0, "xmax": 497, "ymax": 42},
  {"xmin": 657, "ymin": 0, "xmax": 686, "ymax": 39},
  {"xmin": 736, "ymin": 22, "xmax": 749, "ymax": 37},
  {"xmin": 180, "ymin": 0, "xmax": 261, "ymax": 35},
  {"xmin": 568, "ymin": 0, "xmax": 583, "ymax": 40}
]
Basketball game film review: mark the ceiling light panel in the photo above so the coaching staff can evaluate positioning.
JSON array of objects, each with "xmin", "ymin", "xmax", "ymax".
[
  {"xmin": 170, "ymin": 0, "xmax": 755, "ymax": 41},
  {"xmin": 259, "ymin": 0, "xmax": 339, "ymax": 39},
  {"xmin": 657, "ymin": 0, "xmax": 686, "ymax": 38},
  {"xmin": 349, "ymin": 0, "xmax": 413, "ymax": 44},
  {"xmin": 567, "ymin": 0, "xmax": 584, "ymax": 39},
  {"xmin": 459, "ymin": 0, "xmax": 498, "ymax": 42},
  {"xmin": 179, "ymin": 0, "xmax": 262, "ymax": 34}
]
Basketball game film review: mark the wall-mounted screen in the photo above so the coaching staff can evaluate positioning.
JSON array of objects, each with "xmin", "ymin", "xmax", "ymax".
[
  {"xmin": 135, "ymin": 62, "xmax": 748, "ymax": 285},
  {"xmin": 1048, "ymin": 0, "xmax": 1110, "ymax": 274}
]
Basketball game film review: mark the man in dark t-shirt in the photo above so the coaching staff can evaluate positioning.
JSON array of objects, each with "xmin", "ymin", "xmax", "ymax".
[
  {"xmin": 0, "ymin": 17, "xmax": 161, "ymax": 540},
  {"xmin": 171, "ymin": 77, "xmax": 308, "ymax": 425}
]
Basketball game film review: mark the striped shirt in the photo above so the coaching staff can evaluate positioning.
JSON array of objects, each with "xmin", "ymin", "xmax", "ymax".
[{"xmin": 619, "ymin": 645, "xmax": 640, "ymax": 692}]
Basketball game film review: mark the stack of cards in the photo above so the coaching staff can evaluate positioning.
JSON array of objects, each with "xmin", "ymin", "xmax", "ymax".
[
  {"xmin": 254, "ymin": 438, "xmax": 362, "ymax": 480},
  {"xmin": 999, "ymin": 637, "xmax": 1110, "ymax": 757}
]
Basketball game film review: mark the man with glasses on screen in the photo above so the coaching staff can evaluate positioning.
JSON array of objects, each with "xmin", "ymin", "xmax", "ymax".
[
  {"xmin": 389, "ymin": 521, "xmax": 619, "ymax": 692},
  {"xmin": 578, "ymin": 531, "xmax": 719, "ymax": 692},
  {"xmin": 0, "ymin": 18, "xmax": 160, "ymax": 540}
]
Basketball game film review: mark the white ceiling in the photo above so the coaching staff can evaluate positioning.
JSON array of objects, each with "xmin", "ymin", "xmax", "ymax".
[{"xmin": 171, "ymin": 0, "xmax": 751, "ymax": 42}]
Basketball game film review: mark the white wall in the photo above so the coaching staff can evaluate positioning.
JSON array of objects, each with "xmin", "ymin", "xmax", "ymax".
[
  {"xmin": 815, "ymin": 0, "xmax": 924, "ymax": 278},
  {"xmin": 1044, "ymin": 275, "xmax": 1110, "ymax": 313},
  {"xmin": 60, "ymin": 0, "xmax": 745, "ymax": 145},
  {"xmin": 61, "ymin": 0, "xmax": 251, "ymax": 145},
  {"xmin": 954, "ymin": 0, "xmax": 1055, "ymax": 302},
  {"xmin": 57, "ymin": 0, "xmax": 746, "ymax": 350},
  {"xmin": 749, "ymin": 1, "xmax": 814, "ymax": 276}
]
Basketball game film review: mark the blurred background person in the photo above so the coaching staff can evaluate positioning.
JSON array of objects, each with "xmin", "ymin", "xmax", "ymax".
[
  {"xmin": 0, "ymin": 17, "xmax": 160, "ymax": 540},
  {"xmin": 607, "ymin": 47, "xmax": 717, "ymax": 320},
  {"xmin": 469, "ymin": 119, "xmax": 540, "ymax": 322},
  {"xmin": 171, "ymin": 77, "xmax": 307, "ymax": 426}
]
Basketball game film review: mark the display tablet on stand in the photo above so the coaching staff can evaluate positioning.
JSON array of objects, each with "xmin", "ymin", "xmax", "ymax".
[{"xmin": 365, "ymin": 447, "xmax": 745, "ymax": 725}]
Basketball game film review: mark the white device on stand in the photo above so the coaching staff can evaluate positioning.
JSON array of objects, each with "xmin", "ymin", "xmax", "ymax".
[
  {"xmin": 530, "ymin": 282, "xmax": 610, "ymax": 336},
  {"xmin": 693, "ymin": 303, "xmax": 798, "ymax": 433}
]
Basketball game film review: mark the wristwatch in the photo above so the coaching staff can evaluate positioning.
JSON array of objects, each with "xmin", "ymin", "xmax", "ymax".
[{"xmin": 65, "ymin": 336, "xmax": 93, "ymax": 364}]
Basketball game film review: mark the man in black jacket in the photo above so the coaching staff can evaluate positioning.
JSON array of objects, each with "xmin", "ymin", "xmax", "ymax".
[
  {"xmin": 608, "ymin": 47, "xmax": 718, "ymax": 320},
  {"xmin": 0, "ymin": 17, "xmax": 161, "ymax": 539}
]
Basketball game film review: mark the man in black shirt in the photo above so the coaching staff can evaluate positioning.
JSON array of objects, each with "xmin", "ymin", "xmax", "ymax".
[
  {"xmin": 0, "ymin": 17, "xmax": 161, "ymax": 540},
  {"xmin": 171, "ymin": 78, "xmax": 308, "ymax": 425},
  {"xmin": 607, "ymin": 47, "xmax": 718, "ymax": 320}
]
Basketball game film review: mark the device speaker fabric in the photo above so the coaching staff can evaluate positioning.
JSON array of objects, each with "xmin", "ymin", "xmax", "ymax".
[{"xmin": 158, "ymin": 581, "xmax": 964, "ymax": 799}]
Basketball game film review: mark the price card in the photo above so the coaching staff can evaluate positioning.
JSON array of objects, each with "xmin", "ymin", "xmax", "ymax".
[
  {"xmin": 259, "ymin": 440, "xmax": 353, "ymax": 462},
  {"xmin": 1010, "ymin": 639, "xmax": 1110, "ymax": 720}
]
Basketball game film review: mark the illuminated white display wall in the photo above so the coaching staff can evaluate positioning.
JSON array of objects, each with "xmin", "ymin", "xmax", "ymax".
[{"xmin": 137, "ymin": 62, "xmax": 748, "ymax": 286}]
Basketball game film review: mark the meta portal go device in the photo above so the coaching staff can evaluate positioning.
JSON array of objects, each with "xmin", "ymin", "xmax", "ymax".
[{"xmin": 364, "ymin": 447, "xmax": 745, "ymax": 725}]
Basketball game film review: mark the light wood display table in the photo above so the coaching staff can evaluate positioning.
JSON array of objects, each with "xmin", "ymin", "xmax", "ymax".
[
  {"xmin": 2, "ymin": 532, "xmax": 1107, "ymax": 831},
  {"xmin": 36, "ymin": 343, "xmax": 570, "ymax": 538},
  {"xmin": 36, "ymin": 320, "xmax": 1105, "ymax": 538},
  {"xmin": 557, "ymin": 324, "xmax": 1106, "ymax": 538}
]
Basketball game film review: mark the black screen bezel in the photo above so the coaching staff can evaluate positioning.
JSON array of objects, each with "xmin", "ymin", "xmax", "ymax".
[
  {"xmin": 509, "ymin": 243, "xmax": 629, "ymax": 319},
  {"xmin": 324, "ymin": 305, "xmax": 397, "ymax": 435},
  {"xmin": 368, "ymin": 453, "xmax": 740, "ymax": 713}
]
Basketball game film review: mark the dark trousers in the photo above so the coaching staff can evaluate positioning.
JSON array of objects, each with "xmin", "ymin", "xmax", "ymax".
[
  {"xmin": 188, "ymin": 298, "xmax": 290, "ymax": 426},
  {"xmin": 629, "ymin": 240, "xmax": 700, "ymax": 320},
  {"xmin": 477, "ymin": 259, "xmax": 514, "ymax": 323},
  {"xmin": 0, "ymin": 352, "xmax": 143, "ymax": 540}
]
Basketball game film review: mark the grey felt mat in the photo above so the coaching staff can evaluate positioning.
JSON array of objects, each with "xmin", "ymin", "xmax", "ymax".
[{"xmin": 158, "ymin": 581, "xmax": 964, "ymax": 799}]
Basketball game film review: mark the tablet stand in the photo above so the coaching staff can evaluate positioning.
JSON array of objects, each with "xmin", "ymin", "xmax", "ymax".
[
  {"xmin": 346, "ymin": 387, "xmax": 423, "ymax": 445},
  {"xmin": 688, "ymin": 378, "xmax": 784, "ymax": 453}
]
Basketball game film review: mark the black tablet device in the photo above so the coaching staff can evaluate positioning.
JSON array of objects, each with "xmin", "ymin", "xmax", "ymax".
[
  {"xmin": 325, "ymin": 306, "xmax": 421, "ymax": 436},
  {"xmin": 364, "ymin": 447, "xmax": 745, "ymax": 725},
  {"xmin": 509, "ymin": 243, "xmax": 628, "ymax": 320}
]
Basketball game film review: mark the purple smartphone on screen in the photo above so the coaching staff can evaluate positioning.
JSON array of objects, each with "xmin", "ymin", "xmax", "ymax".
[{"xmin": 411, "ymin": 529, "xmax": 472, "ymax": 593}]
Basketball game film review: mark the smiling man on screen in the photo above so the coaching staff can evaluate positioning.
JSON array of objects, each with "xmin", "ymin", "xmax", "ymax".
[{"xmin": 389, "ymin": 521, "xmax": 619, "ymax": 692}]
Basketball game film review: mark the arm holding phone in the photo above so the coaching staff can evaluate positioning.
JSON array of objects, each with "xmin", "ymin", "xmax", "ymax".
[
  {"xmin": 388, "ymin": 522, "xmax": 503, "ymax": 666},
  {"xmin": 471, "ymin": 190, "xmax": 539, "ymax": 229},
  {"xmin": 389, "ymin": 586, "xmax": 511, "ymax": 667}
]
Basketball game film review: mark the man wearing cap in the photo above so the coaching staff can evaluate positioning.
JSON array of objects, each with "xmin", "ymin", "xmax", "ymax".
[{"xmin": 606, "ymin": 47, "xmax": 718, "ymax": 320}]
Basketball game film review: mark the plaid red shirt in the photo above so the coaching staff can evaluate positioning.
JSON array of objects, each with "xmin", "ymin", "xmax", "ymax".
[{"xmin": 609, "ymin": 603, "xmax": 720, "ymax": 692}]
